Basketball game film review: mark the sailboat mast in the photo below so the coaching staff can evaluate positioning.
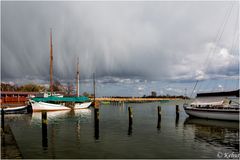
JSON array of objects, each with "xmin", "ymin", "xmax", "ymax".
[
  {"xmin": 76, "ymin": 57, "xmax": 80, "ymax": 97},
  {"xmin": 50, "ymin": 29, "xmax": 53, "ymax": 95},
  {"xmin": 93, "ymin": 73, "xmax": 96, "ymax": 104}
]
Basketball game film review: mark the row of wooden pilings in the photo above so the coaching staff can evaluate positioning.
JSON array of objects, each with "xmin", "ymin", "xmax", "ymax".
[
  {"xmin": 1, "ymin": 105, "xmax": 180, "ymax": 148},
  {"xmin": 128, "ymin": 105, "xmax": 180, "ymax": 124},
  {"xmin": 128, "ymin": 105, "xmax": 180, "ymax": 133},
  {"xmin": 39, "ymin": 108, "xmax": 100, "ymax": 149}
]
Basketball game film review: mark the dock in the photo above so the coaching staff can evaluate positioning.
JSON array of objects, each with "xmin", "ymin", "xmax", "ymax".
[
  {"xmin": 1, "ymin": 125, "xmax": 23, "ymax": 159},
  {"xmin": 93, "ymin": 97, "xmax": 181, "ymax": 103}
]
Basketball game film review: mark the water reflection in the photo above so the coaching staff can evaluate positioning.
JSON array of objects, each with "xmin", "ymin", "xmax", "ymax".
[
  {"xmin": 128, "ymin": 121, "xmax": 133, "ymax": 136},
  {"xmin": 31, "ymin": 110, "xmax": 71, "ymax": 124},
  {"xmin": 184, "ymin": 117, "xmax": 239, "ymax": 152},
  {"xmin": 157, "ymin": 116, "xmax": 161, "ymax": 130},
  {"xmin": 41, "ymin": 112, "xmax": 48, "ymax": 150},
  {"xmin": 175, "ymin": 114, "xmax": 179, "ymax": 128},
  {"xmin": 4, "ymin": 102, "xmax": 239, "ymax": 158},
  {"xmin": 31, "ymin": 109, "xmax": 92, "ymax": 124},
  {"xmin": 29, "ymin": 109, "xmax": 93, "ymax": 154},
  {"xmin": 3, "ymin": 114, "xmax": 32, "ymax": 126},
  {"xmin": 94, "ymin": 108, "xmax": 100, "ymax": 140}
]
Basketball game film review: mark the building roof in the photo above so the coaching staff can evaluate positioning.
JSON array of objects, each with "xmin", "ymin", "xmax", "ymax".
[{"xmin": 1, "ymin": 91, "xmax": 39, "ymax": 95}]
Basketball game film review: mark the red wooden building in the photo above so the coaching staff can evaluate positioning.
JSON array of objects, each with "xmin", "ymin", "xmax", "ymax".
[{"xmin": 0, "ymin": 91, "xmax": 39, "ymax": 104}]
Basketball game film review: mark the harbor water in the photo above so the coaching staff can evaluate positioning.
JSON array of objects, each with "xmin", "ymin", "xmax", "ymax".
[{"xmin": 3, "ymin": 100, "xmax": 239, "ymax": 159}]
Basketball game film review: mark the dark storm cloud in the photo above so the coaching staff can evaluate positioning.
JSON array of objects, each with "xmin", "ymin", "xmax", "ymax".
[{"xmin": 1, "ymin": 1, "xmax": 239, "ymax": 83}]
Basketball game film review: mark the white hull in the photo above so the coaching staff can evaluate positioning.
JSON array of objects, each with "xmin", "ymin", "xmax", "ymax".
[
  {"xmin": 31, "ymin": 101, "xmax": 71, "ymax": 112},
  {"xmin": 74, "ymin": 102, "xmax": 92, "ymax": 109},
  {"xmin": 184, "ymin": 107, "xmax": 239, "ymax": 121}
]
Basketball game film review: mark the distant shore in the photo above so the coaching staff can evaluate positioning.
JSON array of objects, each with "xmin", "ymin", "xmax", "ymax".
[{"xmin": 93, "ymin": 97, "xmax": 182, "ymax": 103}]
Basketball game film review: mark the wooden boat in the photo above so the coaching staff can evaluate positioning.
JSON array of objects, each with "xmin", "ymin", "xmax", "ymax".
[
  {"xmin": 30, "ymin": 101, "xmax": 71, "ymax": 112},
  {"xmin": 74, "ymin": 102, "xmax": 92, "ymax": 109},
  {"xmin": 3, "ymin": 105, "xmax": 32, "ymax": 114},
  {"xmin": 30, "ymin": 96, "xmax": 92, "ymax": 111},
  {"xmin": 183, "ymin": 90, "xmax": 239, "ymax": 121}
]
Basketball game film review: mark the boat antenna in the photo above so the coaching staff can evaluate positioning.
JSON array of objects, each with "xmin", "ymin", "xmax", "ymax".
[
  {"xmin": 76, "ymin": 57, "xmax": 80, "ymax": 97},
  {"xmin": 50, "ymin": 28, "xmax": 53, "ymax": 96}
]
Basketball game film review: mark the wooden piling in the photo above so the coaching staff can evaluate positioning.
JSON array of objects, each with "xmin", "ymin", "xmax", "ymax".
[
  {"xmin": 176, "ymin": 105, "xmax": 179, "ymax": 115},
  {"xmin": 128, "ymin": 107, "xmax": 133, "ymax": 125},
  {"xmin": 1, "ymin": 108, "xmax": 4, "ymax": 132},
  {"xmin": 128, "ymin": 107, "xmax": 133, "ymax": 135},
  {"xmin": 42, "ymin": 111, "xmax": 48, "ymax": 148},
  {"xmin": 157, "ymin": 106, "xmax": 161, "ymax": 118},
  {"xmin": 157, "ymin": 106, "xmax": 161, "ymax": 129}
]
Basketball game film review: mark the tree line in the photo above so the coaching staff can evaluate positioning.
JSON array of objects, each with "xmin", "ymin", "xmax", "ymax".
[{"xmin": 1, "ymin": 80, "xmax": 66, "ymax": 92}]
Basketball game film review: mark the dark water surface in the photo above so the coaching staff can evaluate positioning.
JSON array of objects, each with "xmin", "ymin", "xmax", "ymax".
[{"xmin": 4, "ymin": 100, "xmax": 239, "ymax": 159}]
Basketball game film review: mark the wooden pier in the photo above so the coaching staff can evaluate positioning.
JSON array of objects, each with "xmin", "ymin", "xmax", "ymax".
[{"xmin": 93, "ymin": 97, "xmax": 181, "ymax": 103}]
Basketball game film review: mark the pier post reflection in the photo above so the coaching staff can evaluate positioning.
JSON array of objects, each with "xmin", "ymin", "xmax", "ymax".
[
  {"xmin": 94, "ymin": 108, "xmax": 99, "ymax": 140},
  {"xmin": 175, "ymin": 105, "xmax": 179, "ymax": 127},
  {"xmin": 175, "ymin": 114, "xmax": 179, "ymax": 127},
  {"xmin": 128, "ymin": 121, "xmax": 133, "ymax": 136},
  {"xmin": 42, "ymin": 111, "xmax": 48, "ymax": 149}
]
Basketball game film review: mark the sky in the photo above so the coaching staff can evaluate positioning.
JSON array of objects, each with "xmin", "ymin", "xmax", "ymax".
[{"xmin": 1, "ymin": 1, "xmax": 239, "ymax": 97}]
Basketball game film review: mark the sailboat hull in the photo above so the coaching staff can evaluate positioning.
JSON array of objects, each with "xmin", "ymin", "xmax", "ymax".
[
  {"xmin": 184, "ymin": 107, "xmax": 239, "ymax": 121},
  {"xmin": 74, "ymin": 102, "xmax": 92, "ymax": 109},
  {"xmin": 31, "ymin": 101, "xmax": 71, "ymax": 112}
]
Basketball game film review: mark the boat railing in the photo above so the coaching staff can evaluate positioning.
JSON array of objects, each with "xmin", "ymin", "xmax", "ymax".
[{"xmin": 193, "ymin": 105, "xmax": 239, "ymax": 110}]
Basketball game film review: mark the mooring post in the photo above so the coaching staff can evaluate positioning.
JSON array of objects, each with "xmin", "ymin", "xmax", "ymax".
[
  {"xmin": 176, "ymin": 105, "xmax": 179, "ymax": 115},
  {"xmin": 158, "ymin": 106, "xmax": 161, "ymax": 119},
  {"xmin": 128, "ymin": 107, "xmax": 133, "ymax": 135},
  {"xmin": 94, "ymin": 108, "xmax": 99, "ymax": 140},
  {"xmin": 157, "ymin": 106, "xmax": 161, "ymax": 129},
  {"xmin": 42, "ymin": 111, "xmax": 48, "ymax": 149},
  {"xmin": 1, "ymin": 108, "xmax": 4, "ymax": 132},
  {"xmin": 128, "ymin": 107, "xmax": 133, "ymax": 125}
]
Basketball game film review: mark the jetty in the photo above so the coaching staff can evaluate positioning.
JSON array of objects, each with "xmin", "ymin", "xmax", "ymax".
[{"xmin": 93, "ymin": 97, "xmax": 181, "ymax": 103}]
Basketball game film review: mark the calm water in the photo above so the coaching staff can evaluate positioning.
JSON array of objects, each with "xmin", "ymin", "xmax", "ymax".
[{"xmin": 3, "ymin": 100, "xmax": 239, "ymax": 159}]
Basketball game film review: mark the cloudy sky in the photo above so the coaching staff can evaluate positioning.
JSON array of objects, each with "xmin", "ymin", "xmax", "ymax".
[{"xmin": 1, "ymin": 1, "xmax": 239, "ymax": 96}]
